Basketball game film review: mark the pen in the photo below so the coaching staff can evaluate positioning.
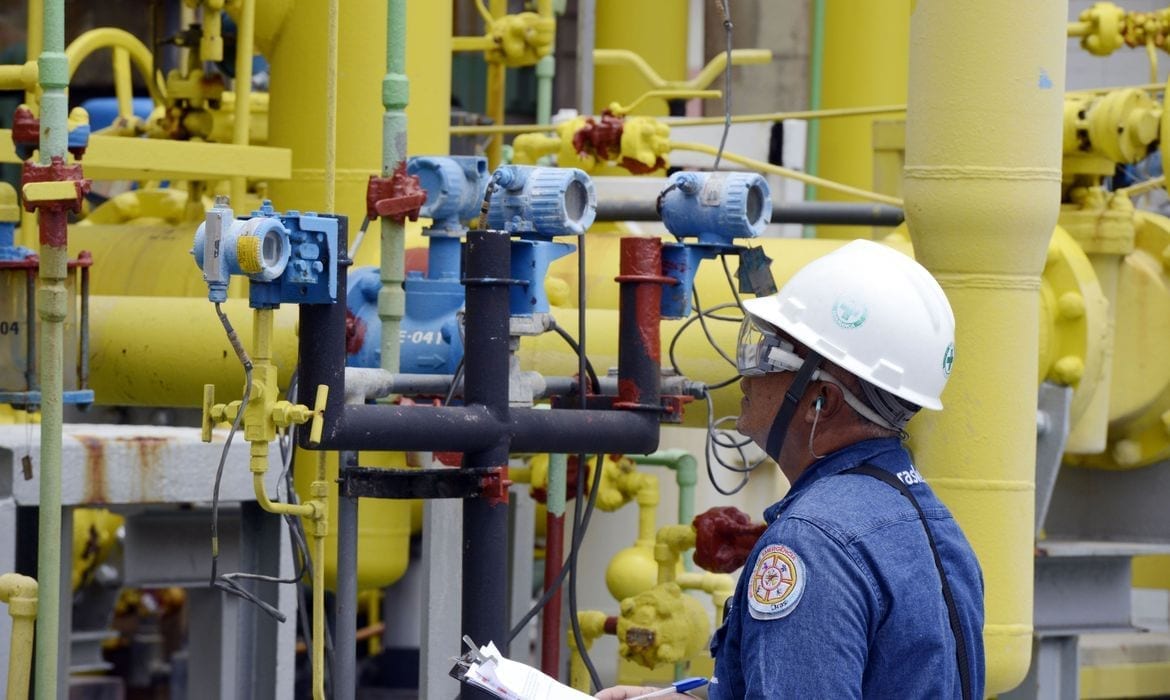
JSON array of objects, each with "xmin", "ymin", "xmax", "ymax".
[{"xmin": 628, "ymin": 677, "xmax": 709, "ymax": 700}]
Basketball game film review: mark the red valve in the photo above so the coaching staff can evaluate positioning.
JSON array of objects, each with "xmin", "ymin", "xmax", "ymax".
[
  {"xmin": 693, "ymin": 506, "xmax": 768, "ymax": 573},
  {"xmin": 366, "ymin": 163, "xmax": 427, "ymax": 223}
]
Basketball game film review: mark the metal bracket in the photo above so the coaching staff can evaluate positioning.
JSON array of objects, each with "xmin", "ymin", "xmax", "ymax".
[
  {"xmin": 1035, "ymin": 381, "xmax": 1073, "ymax": 535},
  {"xmin": 339, "ymin": 465, "xmax": 509, "ymax": 501}
]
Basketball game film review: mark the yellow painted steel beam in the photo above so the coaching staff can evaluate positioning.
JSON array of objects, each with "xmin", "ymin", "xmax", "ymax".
[
  {"xmin": 1080, "ymin": 662, "xmax": 1170, "ymax": 698},
  {"xmin": 0, "ymin": 131, "xmax": 290, "ymax": 181}
]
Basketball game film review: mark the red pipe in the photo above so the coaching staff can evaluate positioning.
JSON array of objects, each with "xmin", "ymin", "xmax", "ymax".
[{"xmin": 540, "ymin": 511, "xmax": 565, "ymax": 677}]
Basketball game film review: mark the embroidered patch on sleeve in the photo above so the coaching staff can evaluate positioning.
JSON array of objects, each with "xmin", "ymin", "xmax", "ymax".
[{"xmin": 747, "ymin": 544, "xmax": 806, "ymax": 620}]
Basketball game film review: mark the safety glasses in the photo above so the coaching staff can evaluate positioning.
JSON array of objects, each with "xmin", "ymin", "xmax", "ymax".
[{"xmin": 737, "ymin": 317, "xmax": 804, "ymax": 376}]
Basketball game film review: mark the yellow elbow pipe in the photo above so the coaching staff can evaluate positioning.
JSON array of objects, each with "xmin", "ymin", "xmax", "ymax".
[
  {"xmin": 0, "ymin": 573, "xmax": 38, "ymax": 700},
  {"xmin": 654, "ymin": 524, "xmax": 695, "ymax": 585},
  {"xmin": 65, "ymin": 28, "xmax": 163, "ymax": 106},
  {"xmin": 903, "ymin": 1, "xmax": 1065, "ymax": 692},
  {"xmin": 568, "ymin": 610, "xmax": 609, "ymax": 691}
]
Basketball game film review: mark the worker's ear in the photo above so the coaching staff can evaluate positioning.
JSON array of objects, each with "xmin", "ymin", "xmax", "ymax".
[{"xmin": 803, "ymin": 384, "xmax": 844, "ymax": 423}]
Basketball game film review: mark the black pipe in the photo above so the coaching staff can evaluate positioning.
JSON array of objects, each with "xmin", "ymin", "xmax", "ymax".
[
  {"xmin": 460, "ymin": 230, "xmax": 513, "ymax": 697},
  {"xmin": 595, "ymin": 199, "xmax": 905, "ymax": 226},
  {"xmin": 509, "ymin": 410, "xmax": 658, "ymax": 453},
  {"xmin": 297, "ymin": 217, "xmax": 349, "ymax": 450},
  {"xmin": 327, "ymin": 404, "xmax": 659, "ymax": 454}
]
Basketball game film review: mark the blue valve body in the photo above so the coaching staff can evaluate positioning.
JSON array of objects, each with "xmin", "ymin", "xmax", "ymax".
[
  {"xmin": 191, "ymin": 200, "xmax": 340, "ymax": 308},
  {"xmin": 408, "ymin": 155, "xmax": 491, "ymax": 234},
  {"xmin": 485, "ymin": 165, "xmax": 597, "ymax": 238},
  {"xmin": 659, "ymin": 171, "xmax": 772, "ymax": 244},
  {"xmin": 657, "ymin": 171, "xmax": 773, "ymax": 318}
]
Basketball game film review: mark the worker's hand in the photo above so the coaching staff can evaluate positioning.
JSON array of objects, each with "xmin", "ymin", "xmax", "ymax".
[{"xmin": 595, "ymin": 686, "xmax": 691, "ymax": 699}]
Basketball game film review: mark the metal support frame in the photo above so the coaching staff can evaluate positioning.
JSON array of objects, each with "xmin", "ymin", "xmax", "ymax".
[{"xmin": 300, "ymin": 231, "xmax": 668, "ymax": 698}]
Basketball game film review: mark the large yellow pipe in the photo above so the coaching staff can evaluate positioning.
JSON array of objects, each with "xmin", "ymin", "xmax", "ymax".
[
  {"xmin": 902, "ymin": 1, "xmax": 1065, "ymax": 693},
  {"xmin": 259, "ymin": 1, "xmax": 450, "ymax": 268},
  {"xmin": 817, "ymin": 0, "xmax": 910, "ymax": 238},
  {"xmin": 594, "ymin": 0, "xmax": 687, "ymax": 116}
]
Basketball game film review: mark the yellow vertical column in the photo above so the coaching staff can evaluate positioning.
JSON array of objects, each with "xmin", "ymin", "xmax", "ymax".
[
  {"xmin": 261, "ymin": 0, "xmax": 450, "ymax": 267},
  {"xmin": 594, "ymin": 0, "xmax": 687, "ymax": 116},
  {"xmin": 903, "ymin": 0, "xmax": 1066, "ymax": 694},
  {"xmin": 816, "ymin": 0, "xmax": 910, "ymax": 239}
]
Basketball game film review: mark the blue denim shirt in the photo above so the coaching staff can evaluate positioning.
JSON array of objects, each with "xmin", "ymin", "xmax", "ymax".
[{"xmin": 709, "ymin": 438, "xmax": 985, "ymax": 699}]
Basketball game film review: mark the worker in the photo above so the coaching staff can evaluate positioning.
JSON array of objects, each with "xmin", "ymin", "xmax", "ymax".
[{"xmin": 598, "ymin": 239, "xmax": 984, "ymax": 699}]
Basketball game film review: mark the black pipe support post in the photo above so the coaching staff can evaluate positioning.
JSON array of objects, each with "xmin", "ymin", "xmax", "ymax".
[
  {"xmin": 296, "ymin": 223, "xmax": 667, "ymax": 696},
  {"xmin": 460, "ymin": 230, "xmax": 513, "ymax": 684}
]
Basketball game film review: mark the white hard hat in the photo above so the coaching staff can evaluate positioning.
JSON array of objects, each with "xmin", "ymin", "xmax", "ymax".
[{"xmin": 740, "ymin": 239, "xmax": 956, "ymax": 410}]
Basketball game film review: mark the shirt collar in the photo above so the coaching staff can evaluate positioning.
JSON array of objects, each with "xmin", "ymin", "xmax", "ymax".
[{"xmin": 763, "ymin": 437, "xmax": 908, "ymax": 524}]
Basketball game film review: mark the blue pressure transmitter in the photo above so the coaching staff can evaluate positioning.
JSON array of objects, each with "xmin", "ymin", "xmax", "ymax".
[{"xmin": 657, "ymin": 171, "xmax": 772, "ymax": 318}]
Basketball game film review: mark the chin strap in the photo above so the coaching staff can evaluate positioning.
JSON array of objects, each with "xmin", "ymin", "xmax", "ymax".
[{"xmin": 764, "ymin": 351, "xmax": 823, "ymax": 461}]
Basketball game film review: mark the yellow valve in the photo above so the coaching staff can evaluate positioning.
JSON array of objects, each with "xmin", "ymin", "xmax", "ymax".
[
  {"xmin": 201, "ymin": 384, "xmax": 216, "ymax": 442},
  {"xmin": 620, "ymin": 116, "xmax": 671, "ymax": 173},
  {"xmin": 1064, "ymin": 89, "xmax": 1162, "ymax": 166},
  {"xmin": 616, "ymin": 582, "xmax": 710, "ymax": 669},
  {"xmin": 272, "ymin": 400, "xmax": 313, "ymax": 428},
  {"xmin": 485, "ymin": 12, "xmax": 555, "ymax": 67},
  {"xmin": 308, "ymin": 384, "xmax": 329, "ymax": 446},
  {"xmin": 22, "ymin": 181, "xmax": 80, "ymax": 204},
  {"xmin": 1074, "ymin": 2, "xmax": 1127, "ymax": 55},
  {"xmin": 511, "ymin": 132, "xmax": 561, "ymax": 166}
]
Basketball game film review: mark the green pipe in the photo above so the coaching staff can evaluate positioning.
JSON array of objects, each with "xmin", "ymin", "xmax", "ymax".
[
  {"xmin": 34, "ymin": 0, "xmax": 69, "ymax": 696},
  {"xmin": 536, "ymin": 54, "xmax": 555, "ymax": 126},
  {"xmin": 804, "ymin": 0, "xmax": 826, "ymax": 238},
  {"xmin": 380, "ymin": 0, "xmax": 408, "ymax": 375},
  {"xmin": 627, "ymin": 450, "xmax": 697, "ymax": 571}
]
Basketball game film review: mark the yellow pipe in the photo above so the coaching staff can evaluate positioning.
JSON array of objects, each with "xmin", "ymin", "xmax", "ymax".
[
  {"xmin": 26, "ymin": 0, "xmax": 42, "ymax": 60},
  {"xmin": 653, "ymin": 524, "xmax": 695, "ymax": 586},
  {"xmin": 594, "ymin": 1, "xmax": 687, "ymax": 116},
  {"xmin": 0, "ymin": 573, "xmax": 38, "ymax": 700},
  {"xmin": 236, "ymin": 308, "xmax": 328, "ymax": 698},
  {"xmin": 669, "ymin": 141, "xmax": 904, "ymax": 206},
  {"xmin": 568, "ymin": 610, "xmax": 609, "ymax": 691},
  {"xmin": 310, "ymin": 453, "xmax": 328, "ymax": 700},
  {"xmin": 673, "ymin": 571, "xmax": 734, "ymax": 626},
  {"xmin": 586, "ymin": 47, "xmax": 771, "ymax": 101},
  {"xmin": 817, "ymin": 0, "xmax": 911, "ymax": 236},
  {"xmin": 902, "ymin": 1, "xmax": 1065, "ymax": 692},
  {"xmin": 113, "ymin": 48, "xmax": 133, "ymax": 120},
  {"xmin": 230, "ymin": 0, "xmax": 257, "ymax": 208},
  {"xmin": 64, "ymin": 28, "xmax": 163, "ymax": 106},
  {"xmin": 448, "ymin": 104, "xmax": 911, "ymax": 136},
  {"xmin": 262, "ymin": 0, "xmax": 450, "ymax": 268},
  {"xmin": 485, "ymin": 0, "xmax": 507, "ymax": 168}
]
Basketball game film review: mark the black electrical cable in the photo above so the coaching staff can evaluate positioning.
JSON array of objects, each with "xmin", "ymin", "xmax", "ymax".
[
  {"xmin": 443, "ymin": 358, "xmax": 466, "ymax": 406},
  {"xmin": 550, "ymin": 321, "xmax": 601, "ymax": 394},
  {"xmin": 347, "ymin": 214, "xmax": 372, "ymax": 260},
  {"xmin": 702, "ymin": 391, "xmax": 751, "ymax": 495},
  {"xmin": 713, "ymin": 0, "xmax": 734, "ymax": 170},
  {"xmin": 568, "ymin": 232, "xmax": 604, "ymax": 692},
  {"xmin": 711, "ymin": 0, "xmax": 730, "ymax": 169},
  {"xmin": 505, "ymin": 450, "xmax": 604, "ymax": 642},
  {"xmin": 720, "ymin": 253, "xmax": 745, "ymax": 310},
  {"xmin": 210, "ymin": 303, "xmax": 290, "ymax": 622},
  {"xmin": 667, "ymin": 301, "xmax": 743, "ymax": 377}
]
